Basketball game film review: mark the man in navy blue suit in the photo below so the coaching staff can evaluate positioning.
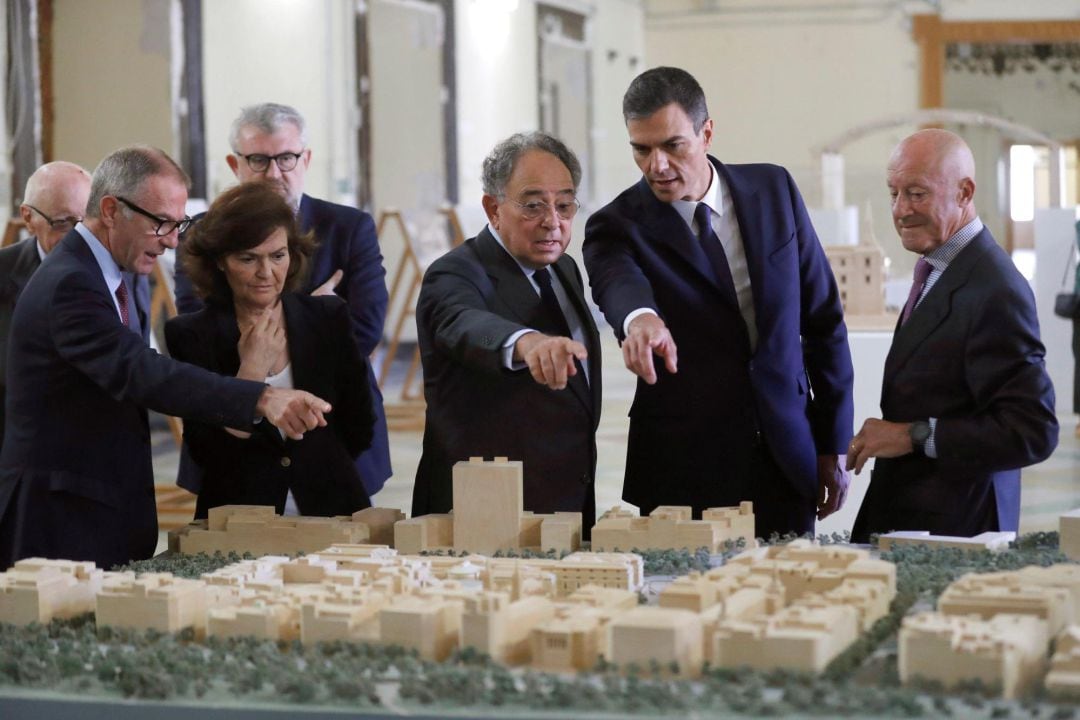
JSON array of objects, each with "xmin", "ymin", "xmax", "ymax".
[
  {"xmin": 0, "ymin": 146, "xmax": 332, "ymax": 570},
  {"xmin": 584, "ymin": 67, "xmax": 854, "ymax": 538},
  {"xmin": 848, "ymin": 129, "xmax": 1057, "ymax": 540},
  {"xmin": 175, "ymin": 103, "xmax": 391, "ymax": 496}
]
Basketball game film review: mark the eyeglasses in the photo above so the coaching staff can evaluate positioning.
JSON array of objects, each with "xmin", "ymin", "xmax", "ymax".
[
  {"xmin": 26, "ymin": 205, "xmax": 82, "ymax": 233},
  {"xmin": 115, "ymin": 197, "xmax": 193, "ymax": 236},
  {"xmin": 234, "ymin": 151, "xmax": 304, "ymax": 173},
  {"xmin": 509, "ymin": 197, "xmax": 581, "ymax": 221}
]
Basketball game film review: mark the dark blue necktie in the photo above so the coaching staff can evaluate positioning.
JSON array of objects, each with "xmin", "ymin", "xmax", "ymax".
[{"xmin": 695, "ymin": 202, "xmax": 738, "ymax": 307}]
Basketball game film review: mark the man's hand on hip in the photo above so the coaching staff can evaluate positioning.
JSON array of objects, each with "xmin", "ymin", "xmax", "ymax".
[{"xmin": 623, "ymin": 313, "xmax": 677, "ymax": 384}]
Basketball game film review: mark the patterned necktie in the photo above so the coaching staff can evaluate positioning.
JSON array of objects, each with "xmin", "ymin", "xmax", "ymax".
[
  {"xmin": 115, "ymin": 280, "xmax": 130, "ymax": 327},
  {"xmin": 900, "ymin": 258, "xmax": 933, "ymax": 326},
  {"xmin": 694, "ymin": 202, "xmax": 738, "ymax": 306}
]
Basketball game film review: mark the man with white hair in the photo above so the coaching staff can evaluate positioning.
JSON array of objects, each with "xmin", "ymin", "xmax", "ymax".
[
  {"xmin": 848, "ymin": 129, "xmax": 1057, "ymax": 540},
  {"xmin": 0, "ymin": 162, "xmax": 92, "ymax": 449},
  {"xmin": 175, "ymin": 103, "xmax": 391, "ymax": 496}
]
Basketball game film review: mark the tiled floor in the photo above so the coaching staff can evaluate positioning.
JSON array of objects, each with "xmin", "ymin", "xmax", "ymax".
[{"xmin": 153, "ymin": 330, "xmax": 1080, "ymax": 548}]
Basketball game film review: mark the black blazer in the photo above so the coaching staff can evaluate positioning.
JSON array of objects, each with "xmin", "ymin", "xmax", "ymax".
[
  {"xmin": 0, "ymin": 230, "xmax": 265, "ymax": 570},
  {"xmin": 851, "ymin": 228, "xmax": 1058, "ymax": 540},
  {"xmin": 412, "ymin": 228, "xmax": 601, "ymax": 525},
  {"xmin": 165, "ymin": 293, "xmax": 375, "ymax": 518},
  {"xmin": 0, "ymin": 239, "xmax": 41, "ymax": 450}
]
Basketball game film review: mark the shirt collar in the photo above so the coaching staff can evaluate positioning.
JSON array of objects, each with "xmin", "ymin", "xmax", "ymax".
[
  {"xmin": 74, "ymin": 222, "xmax": 123, "ymax": 294},
  {"xmin": 671, "ymin": 162, "xmax": 722, "ymax": 229},
  {"xmin": 488, "ymin": 223, "xmax": 547, "ymax": 278},
  {"xmin": 35, "ymin": 238, "xmax": 46, "ymax": 262},
  {"xmin": 924, "ymin": 216, "xmax": 983, "ymax": 271}
]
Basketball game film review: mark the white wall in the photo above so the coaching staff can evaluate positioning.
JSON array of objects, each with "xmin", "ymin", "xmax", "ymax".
[
  {"xmin": 941, "ymin": 0, "xmax": 1080, "ymax": 20},
  {"xmin": 52, "ymin": 0, "xmax": 174, "ymax": 171},
  {"xmin": 643, "ymin": 1, "xmax": 921, "ymax": 276},
  {"xmin": 201, "ymin": 0, "xmax": 356, "ymax": 204}
]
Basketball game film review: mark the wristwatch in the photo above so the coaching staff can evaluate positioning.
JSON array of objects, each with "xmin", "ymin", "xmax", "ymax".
[{"xmin": 909, "ymin": 420, "xmax": 931, "ymax": 456}]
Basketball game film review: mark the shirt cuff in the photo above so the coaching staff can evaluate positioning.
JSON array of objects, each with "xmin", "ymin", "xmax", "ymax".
[
  {"xmin": 502, "ymin": 329, "xmax": 537, "ymax": 370},
  {"xmin": 923, "ymin": 417, "xmax": 938, "ymax": 459},
  {"xmin": 623, "ymin": 308, "xmax": 658, "ymax": 337}
]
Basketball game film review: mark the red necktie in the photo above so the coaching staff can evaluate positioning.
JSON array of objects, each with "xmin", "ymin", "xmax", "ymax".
[
  {"xmin": 900, "ymin": 258, "xmax": 932, "ymax": 326},
  {"xmin": 115, "ymin": 280, "xmax": 130, "ymax": 327}
]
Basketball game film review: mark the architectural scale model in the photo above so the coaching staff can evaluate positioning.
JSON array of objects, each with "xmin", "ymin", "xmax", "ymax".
[
  {"xmin": 823, "ymin": 239, "xmax": 885, "ymax": 315},
  {"xmin": 168, "ymin": 504, "xmax": 405, "ymax": 557},
  {"xmin": 590, "ymin": 502, "xmax": 756, "ymax": 552},
  {"xmin": 899, "ymin": 564, "xmax": 1080, "ymax": 698},
  {"xmin": 0, "ymin": 558, "xmax": 105, "ymax": 625},
  {"xmin": 0, "ymin": 539, "xmax": 893, "ymax": 676},
  {"xmin": 876, "ymin": 530, "xmax": 1017, "ymax": 552},
  {"xmin": 394, "ymin": 457, "xmax": 582, "ymax": 555},
  {"xmin": 1046, "ymin": 625, "xmax": 1080, "ymax": 698},
  {"xmin": 1059, "ymin": 507, "xmax": 1080, "ymax": 560}
]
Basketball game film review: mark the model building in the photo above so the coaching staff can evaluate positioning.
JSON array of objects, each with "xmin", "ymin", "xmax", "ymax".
[
  {"xmin": 394, "ymin": 457, "xmax": 582, "ymax": 554},
  {"xmin": 591, "ymin": 502, "xmax": 755, "ymax": 552}
]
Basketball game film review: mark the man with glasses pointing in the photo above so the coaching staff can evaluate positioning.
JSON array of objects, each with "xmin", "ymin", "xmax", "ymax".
[
  {"xmin": 175, "ymin": 103, "xmax": 391, "ymax": 498},
  {"xmin": 0, "ymin": 146, "xmax": 333, "ymax": 570},
  {"xmin": 411, "ymin": 132, "xmax": 602, "ymax": 534}
]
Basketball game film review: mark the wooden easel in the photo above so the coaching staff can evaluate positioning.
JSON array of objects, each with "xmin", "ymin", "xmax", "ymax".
[{"xmin": 375, "ymin": 206, "xmax": 464, "ymax": 431}]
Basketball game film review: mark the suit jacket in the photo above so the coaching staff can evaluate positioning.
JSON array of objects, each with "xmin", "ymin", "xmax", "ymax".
[
  {"xmin": 851, "ymin": 228, "xmax": 1058, "ymax": 541},
  {"xmin": 0, "ymin": 241, "xmax": 150, "ymax": 452},
  {"xmin": 583, "ymin": 157, "xmax": 854, "ymax": 513},
  {"xmin": 175, "ymin": 194, "xmax": 391, "ymax": 493},
  {"xmin": 0, "ymin": 230, "xmax": 266, "ymax": 570},
  {"xmin": 0, "ymin": 239, "xmax": 41, "ymax": 450},
  {"xmin": 165, "ymin": 293, "xmax": 375, "ymax": 517},
  {"xmin": 413, "ymin": 228, "xmax": 602, "ymax": 524}
]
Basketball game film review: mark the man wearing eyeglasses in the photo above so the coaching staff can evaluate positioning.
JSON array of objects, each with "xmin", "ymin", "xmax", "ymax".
[
  {"xmin": 0, "ymin": 146, "xmax": 334, "ymax": 571},
  {"xmin": 0, "ymin": 162, "xmax": 92, "ymax": 451},
  {"xmin": 411, "ymin": 132, "xmax": 601, "ymax": 533},
  {"xmin": 174, "ymin": 102, "xmax": 391, "ymax": 499}
]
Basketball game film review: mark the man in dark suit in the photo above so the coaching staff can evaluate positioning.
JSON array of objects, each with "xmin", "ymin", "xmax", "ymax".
[
  {"xmin": 584, "ymin": 67, "xmax": 854, "ymax": 538},
  {"xmin": 0, "ymin": 146, "xmax": 333, "ymax": 570},
  {"xmin": 413, "ymin": 132, "xmax": 601, "ymax": 530},
  {"xmin": 848, "ymin": 129, "xmax": 1057, "ymax": 541},
  {"xmin": 0, "ymin": 161, "xmax": 91, "ymax": 450},
  {"xmin": 175, "ymin": 103, "xmax": 391, "ymax": 496}
]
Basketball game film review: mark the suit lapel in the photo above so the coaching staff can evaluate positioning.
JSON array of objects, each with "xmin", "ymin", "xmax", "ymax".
[
  {"xmin": 883, "ymin": 230, "xmax": 992, "ymax": 381},
  {"xmin": 635, "ymin": 179, "xmax": 725, "ymax": 296},
  {"xmin": 9, "ymin": 241, "xmax": 41, "ymax": 295},
  {"xmin": 473, "ymin": 228, "xmax": 545, "ymax": 327},
  {"xmin": 715, "ymin": 159, "xmax": 765, "ymax": 321},
  {"xmin": 281, "ymin": 294, "xmax": 315, "ymax": 396},
  {"xmin": 551, "ymin": 256, "xmax": 597, "ymax": 416}
]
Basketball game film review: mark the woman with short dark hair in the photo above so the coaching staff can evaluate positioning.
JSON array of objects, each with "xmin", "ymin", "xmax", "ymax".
[{"xmin": 166, "ymin": 181, "xmax": 374, "ymax": 518}]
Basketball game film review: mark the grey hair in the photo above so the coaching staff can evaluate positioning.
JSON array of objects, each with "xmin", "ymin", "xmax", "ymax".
[
  {"xmin": 229, "ymin": 103, "xmax": 308, "ymax": 150},
  {"xmin": 623, "ymin": 66, "xmax": 709, "ymax": 133},
  {"xmin": 85, "ymin": 146, "xmax": 190, "ymax": 218},
  {"xmin": 481, "ymin": 132, "xmax": 582, "ymax": 197}
]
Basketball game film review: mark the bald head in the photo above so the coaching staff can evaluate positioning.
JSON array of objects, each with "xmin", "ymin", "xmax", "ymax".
[
  {"xmin": 887, "ymin": 129, "xmax": 977, "ymax": 255},
  {"xmin": 19, "ymin": 161, "xmax": 92, "ymax": 254}
]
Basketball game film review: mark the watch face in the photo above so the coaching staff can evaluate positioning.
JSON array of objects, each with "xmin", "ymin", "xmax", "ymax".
[{"xmin": 911, "ymin": 422, "xmax": 930, "ymax": 444}]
